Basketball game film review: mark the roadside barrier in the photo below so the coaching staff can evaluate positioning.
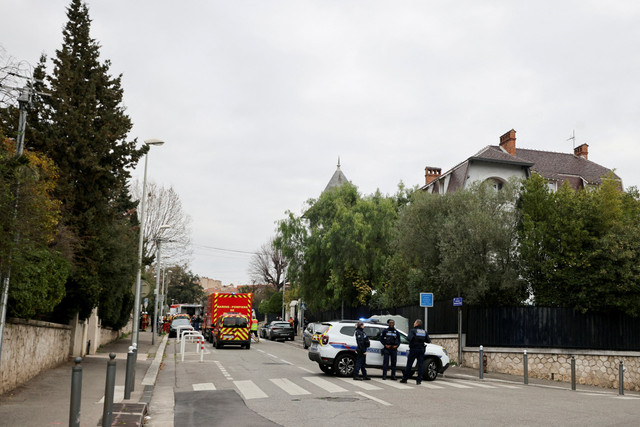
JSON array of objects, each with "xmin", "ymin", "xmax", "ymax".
[
  {"xmin": 69, "ymin": 357, "xmax": 83, "ymax": 427},
  {"xmin": 180, "ymin": 331, "xmax": 205, "ymax": 362},
  {"xmin": 101, "ymin": 353, "xmax": 116, "ymax": 427}
]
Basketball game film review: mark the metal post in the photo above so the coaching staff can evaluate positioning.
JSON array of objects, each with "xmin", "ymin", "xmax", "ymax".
[
  {"xmin": 69, "ymin": 357, "xmax": 83, "ymax": 427},
  {"xmin": 153, "ymin": 239, "xmax": 162, "ymax": 345},
  {"xmin": 571, "ymin": 356, "xmax": 576, "ymax": 391},
  {"xmin": 132, "ymin": 345, "xmax": 137, "ymax": 392},
  {"xmin": 457, "ymin": 307, "xmax": 462, "ymax": 366},
  {"xmin": 523, "ymin": 350, "xmax": 528, "ymax": 385},
  {"xmin": 102, "ymin": 353, "xmax": 117, "ymax": 427},
  {"xmin": 124, "ymin": 346, "xmax": 134, "ymax": 399},
  {"xmin": 479, "ymin": 346, "xmax": 484, "ymax": 379},
  {"xmin": 132, "ymin": 153, "xmax": 149, "ymax": 349},
  {"xmin": 619, "ymin": 361, "xmax": 624, "ymax": 396}
]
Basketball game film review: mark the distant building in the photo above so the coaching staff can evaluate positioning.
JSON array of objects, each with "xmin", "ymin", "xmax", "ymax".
[
  {"xmin": 421, "ymin": 129, "xmax": 620, "ymax": 193},
  {"xmin": 324, "ymin": 158, "xmax": 350, "ymax": 192},
  {"xmin": 198, "ymin": 276, "xmax": 222, "ymax": 291}
]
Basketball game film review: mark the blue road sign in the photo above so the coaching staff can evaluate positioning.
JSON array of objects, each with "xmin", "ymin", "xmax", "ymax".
[
  {"xmin": 420, "ymin": 292, "xmax": 434, "ymax": 307},
  {"xmin": 453, "ymin": 297, "xmax": 463, "ymax": 307}
]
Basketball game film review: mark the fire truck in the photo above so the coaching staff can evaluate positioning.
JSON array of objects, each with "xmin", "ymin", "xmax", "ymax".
[{"xmin": 203, "ymin": 293, "xmax": 253, "ymax": 349}]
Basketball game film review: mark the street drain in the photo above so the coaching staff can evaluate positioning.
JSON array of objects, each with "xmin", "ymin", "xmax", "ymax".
[{"xmin": 316, "ymin": 396, "xmax": 359, "ymax": 402}]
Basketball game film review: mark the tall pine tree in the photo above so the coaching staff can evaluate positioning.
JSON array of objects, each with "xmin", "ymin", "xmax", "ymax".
[{"xmin": 29, "ymin": 0, "xmax": 146, "ymax": 322}]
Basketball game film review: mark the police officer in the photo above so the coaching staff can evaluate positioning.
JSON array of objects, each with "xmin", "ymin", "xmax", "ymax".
[
  {"xmin": 400, "ymin": 319, "xmax": 430, "ymax": 385},
  {"xmin": 353, "ymin": 321, "xmax": 371, "ymax": 380},
  {"xmin": 381, "ymin": 319, "xmax": 401, "ymax": 380}
]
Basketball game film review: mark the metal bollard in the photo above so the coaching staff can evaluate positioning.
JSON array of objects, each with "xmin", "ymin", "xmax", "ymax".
[
  {"xmin": 619, "ymin": 361, "xmax": 624, "ymax": 396},
  {"xmin": 571, "ymin": 356, "xmax": 576, "ymax": 391},
  {"xmin": 102, "ymin": 353, "xmax": 117, "ymax": 427},
  {"xmin": 200, "ymin": 339, "xmax": 205, "ymax": 362},
  {"xmin": 69, "ymin": 357, "xmax": 83, "ymax": 427},
  {"xmin": 523, "ymin": 350, "xmax": 528, "ymax": 385},
  {"xmin": 479, "ymin": 346, "xmax": 484, "ymax": 379},
  {"xmin": 132, "ymin": 344, "xmax": 137, "ymax": 392},
  {"xmin": 124, "ymin": 346, "xmax": 134, "ymax": 399}
]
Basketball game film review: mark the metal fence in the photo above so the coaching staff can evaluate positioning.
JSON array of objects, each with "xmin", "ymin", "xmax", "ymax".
[{"xmin": 306, "ymin": 302, "xmax": 640, "ymax": 351}]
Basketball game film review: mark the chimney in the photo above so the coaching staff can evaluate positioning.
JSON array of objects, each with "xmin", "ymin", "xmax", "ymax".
[
  {"xmin": 574, "ymin": 143, "xmax": 588, "ymax": 160},
  {"xmin": 499, "ymin": 129, "xmax": 517, "ymax": 156},
  {"xmin": 425, "ymin": 167, "xmax": 442, "ymax": 185}
]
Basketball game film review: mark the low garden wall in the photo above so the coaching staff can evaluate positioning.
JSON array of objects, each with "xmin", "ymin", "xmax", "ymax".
[
  {"xmin": 431, "ymin": 334, "xmax": 640, "ymax": 392},
  {"xmin": 0, "ymin": 318, "xmax": 71, "ymax": 395}
]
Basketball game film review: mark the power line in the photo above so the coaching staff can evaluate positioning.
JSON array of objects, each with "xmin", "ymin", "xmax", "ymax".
[{"xmin": 192, "ymin": 243, "xmax": 257, "ymax": 256}]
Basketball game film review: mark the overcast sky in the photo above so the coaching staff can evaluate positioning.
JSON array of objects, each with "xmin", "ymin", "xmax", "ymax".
[{"xmin": 3, "ymin": 1, "xmax": 640, "ymax": 286}]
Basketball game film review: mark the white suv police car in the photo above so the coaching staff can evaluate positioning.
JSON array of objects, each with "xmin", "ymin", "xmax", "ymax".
[{"xmin": 308, "ymin": 320, "xmax": 450, "ymax": 381}]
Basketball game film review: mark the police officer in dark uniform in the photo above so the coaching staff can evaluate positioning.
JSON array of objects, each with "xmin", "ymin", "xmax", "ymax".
[
  {"xmin": 400, "ymin": 319, "xmax": 430, "ymax": 385},
  {"xmin": 381, "ymin": 319, "xmax": 401, "ymax": 380},
  {"xmin": 353, "ymin": 321, "xmax": 371, "ymax": 380}
]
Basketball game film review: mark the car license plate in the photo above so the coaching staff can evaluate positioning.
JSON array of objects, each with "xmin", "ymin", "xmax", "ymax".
[
  {"xmin": 223, "ymin": 335, "xmax": 234, "ymax": 339},
  {"xmin": 311, "ymin": 342, "xmax": 318, "ymax": 351}
]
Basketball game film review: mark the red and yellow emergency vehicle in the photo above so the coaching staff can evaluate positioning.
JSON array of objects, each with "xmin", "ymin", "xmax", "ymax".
[{"xmin": 203, "ymin": 292, "xmax": 253, "ymax": 349}]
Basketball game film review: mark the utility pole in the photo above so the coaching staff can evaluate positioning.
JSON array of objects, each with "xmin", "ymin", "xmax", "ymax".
[{"xmin": 0, "ymin": 84, "xmax": 33, "ymax": 364}]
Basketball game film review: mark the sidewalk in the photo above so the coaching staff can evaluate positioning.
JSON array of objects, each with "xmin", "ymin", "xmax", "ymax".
[{"xmin": 0, "ymin": 329, "xmax": 166, "ymax": 426}]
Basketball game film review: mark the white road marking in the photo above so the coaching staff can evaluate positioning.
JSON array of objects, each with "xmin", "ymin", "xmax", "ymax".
[
  {"xmin": 97, "ymin": 386, "xmax": 124, "ymax": 404},
  {"xmin": 439, "ymin": 381, "xmax": 472, "ymax": 389},
  {"xmin": 214, "ymin": 360, "xmax": 234, "ymax": 381},
  {"xmin": 418, "ymin": 382, "xmax": 444, "ymax": 389},
  {"xmin": 298, "ymin": 366, "xmax": 314, "ymax": 373},
  {"xmin": 279, "ymin": 359, "xmax": 293, "ymax": 365},
  {"xmin": 192, "ymin": 383, "xmax": 216, "ymax": 391},
  {"xmin": 270, "ymin": 378, "xmax": 311, "ymax": 395},
  {"xmin": 450, "ymin": 379, "xmax": 496, "ymax": 388},
  {"xmin": 493, "ymin": 384, "xmax": 521, "ymax": 389},
  {"xmin": 372, "ymin": 378, "xmax": 413, "ymax": 389},
  {"xmin": 234, "ymin": 380, "xmax": 268, "ymax": 400},
  {"xmin": 338, "ymin": 377, "xmax": 382, "ymax": 390},
  {"xmin": 303, "ymin": 376, "xmax": 348, "ymax": 393},
  {"xmin": 357, "ymin": 391, "xmax": 392, "ymax": 406}
]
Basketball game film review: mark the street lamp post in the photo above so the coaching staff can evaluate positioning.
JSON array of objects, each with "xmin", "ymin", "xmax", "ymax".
[
  {"xmin": 153, "ymin": 225, "xmax": 170, "ymax": 345},
  {"xmin": 131, "ymin": 138, "xmax": 164, "ymax": 348},
  {"xmin": 160, "ymin": 269, "xmax": 172, "ymax": 322}
]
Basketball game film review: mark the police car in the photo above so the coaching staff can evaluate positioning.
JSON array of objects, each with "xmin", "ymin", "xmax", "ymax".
[{"xmin": 308, "ymin": 319, "xmax": 450, "ymax": 381}]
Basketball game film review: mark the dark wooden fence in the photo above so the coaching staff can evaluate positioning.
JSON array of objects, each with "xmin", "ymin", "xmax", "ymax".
[{"xmin": 306, "ymin": 302, "xmax": 640, "ymax": 351}]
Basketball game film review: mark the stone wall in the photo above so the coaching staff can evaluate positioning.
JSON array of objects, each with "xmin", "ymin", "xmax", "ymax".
[
  {"xmin": 431, "ymin": 335, "xmax": 639, "ymax": 392},
  {"xmin": 0, "ymin": 318, "xmax": 71, "ymax": 395},
  {"xmin": 1, "ymin": 317, "xmax": 131, "ymax": 395}
]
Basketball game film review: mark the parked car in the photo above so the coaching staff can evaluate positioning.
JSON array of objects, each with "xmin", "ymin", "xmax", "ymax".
[
  {"xmin": 303, "ymin": 322, "xmax": 329, "ymax": 349},
  {"xmin": 308, "ymin": 319, "xmax": 450, "ymax": 381},
  {"xmin": 169, "ymin": 317, "xmax": 194, "ymax": 338},
  {"xmin": 261, "ymin": 321, "xmax": 294, "ymax": 341}
]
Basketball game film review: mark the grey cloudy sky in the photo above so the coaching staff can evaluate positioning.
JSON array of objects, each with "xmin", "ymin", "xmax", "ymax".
[{"xmin": 3, "ymin": 1, "xmax": 640, "ymax": 286}]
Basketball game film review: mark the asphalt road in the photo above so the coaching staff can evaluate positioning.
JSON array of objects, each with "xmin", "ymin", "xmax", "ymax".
[{"xmin": 148, "ymin": 337, "xmax": 640, "ymax": 427}]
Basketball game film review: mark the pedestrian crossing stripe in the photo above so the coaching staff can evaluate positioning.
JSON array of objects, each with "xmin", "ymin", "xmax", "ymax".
[
  {"xmin": 439, "ymin": 381, "xmax": 472, "ymax": 389},
  {"xmin": 270, "ymin": 378, "xmax": 311, "ymax": 395},
  {"xmin": 338, "ymin": 377, "xmax": 382, "ymax": 391},
  {"xmin": 192, "ymin": 383, "xmax": 216, "ymax": 391},
  {"xmin": 234, "ymin": 380, "xmax": 268, "ymax": 399},
  {"xmin": 449, "ymin": 380, "xmax": 496, "ymax": 389},
  {"xmin": 371, "ymin": 378, "xmax": 413, "ymax": 389},
  {"xmin": 303, "ymin": 376, "xmax": 348, "ymax": 393}
]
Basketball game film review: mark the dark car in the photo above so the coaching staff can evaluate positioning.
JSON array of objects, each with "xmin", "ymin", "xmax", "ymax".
[
  {"xmin": 169, "ymin": 317, "xmax": 194, "ymax": 338},
  {"xmin": 262, "ymin": 321, "xmax": 294, "ymax": 341},
  {"xmin": 303, "ymin": 322, "xmax": 329, "ymax": 349}
]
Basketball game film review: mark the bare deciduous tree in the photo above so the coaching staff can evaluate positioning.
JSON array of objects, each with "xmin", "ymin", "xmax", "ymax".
[
  {"xmin": 248, "ymin": 239, "xmax": 287, "ymax": 291},
  {"xmin": 130, "ymin": 179, "xmax": 192, "ymax": 268}
]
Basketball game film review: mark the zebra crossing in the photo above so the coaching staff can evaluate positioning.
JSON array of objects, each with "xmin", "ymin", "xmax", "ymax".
[{"xmin": 188, "ymin": 373, "xmax": 523, "ymax": 403}]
